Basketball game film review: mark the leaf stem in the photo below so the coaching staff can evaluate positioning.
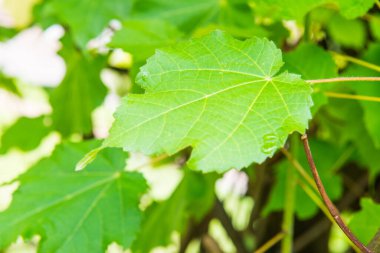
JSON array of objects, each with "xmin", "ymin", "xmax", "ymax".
[
  {"xmin": 324, "ymin": 92, "xmax": 380, "ymax": 103},
  {"xmin": 301, "ymin": 134, "xmax": 372, "ymax": 253},
  {"xmin": 281, "ymin": 135, "xmax": 298, "ymax": 253},
  {"xmin": 255, "ymin": 231, "xmax": 286, "ymax": 253},
  {"xmin": 331, "ymin": 52, "xmax": 380, "ymax": 73},
  {"xmin": 308, "ymin": 77, "xmax": 380, "ymax": 84}
]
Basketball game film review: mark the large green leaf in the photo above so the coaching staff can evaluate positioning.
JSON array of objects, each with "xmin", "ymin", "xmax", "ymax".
[
  {"xmin": 104, "ymin": 31, "xmax": 312, "ymax": 173},
  {"xmin": 0, "ymin": 141, "xmax": 148, "ymax": 253},
  {"xmin": 350, "ymin": 198, "xmax": 380, "ymax": 245},
  {"xmin": 132, "ymin": 170, "xmax": 216, "ymax": 252},
  {"xmin": 50, "ymin": 36, "xmax": 107, "ymax": 137}
]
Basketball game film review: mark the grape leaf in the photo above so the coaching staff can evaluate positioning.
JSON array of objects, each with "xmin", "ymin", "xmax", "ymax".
[
  {"xmin": 264, "ymin": 139, "xmax": 343, "ymax": 219},
  {"xmin": 336, "ymin": 0, "xmax": 376, "ymax": 19},
  {"xmin": 253, "ymin": 0, "xmax": 375, "ymax": 21},
  {"xmin": 369, "ymin": 15, "xmax": 380, "ymax": 41},
  {"xmin": 284, "ymin": 43, "xmax": 338, "ymax": 80},
  {"xmin": 0, "ymin": 116, "xmax": 51, "ymax": 154},
  {"xmin": 36, "ymin": 0, "xmax": 133, "ymax": 48},
  {"xmin": 131, "ymin": 0, "xmax": 219, "ymax": 32},
  {"xmin": 0, "ymin": 141, "xmax": 148, "ymax": 253},
  {"xmin": 109, "ymin": 19, "xmax": 183, "ymax": 62},
  {"xmin": 283, "ymin": 43, "xmax": 338, "ymax": 114},
  {"xmin": 327, "ymin": 14, "xmax": 366, "ymax": 49},
  {"xmin": 104, "ymin": 31, "xmax": 312, "ymax": 173},
  {"xmin": 253, "ymin": 0, "xmax": 326, "ymax": 21},
  {"xmin": 51, "ymin": 36, "xmax": 107, "ymax": 137},
  {"xmin": 132, "ymin": 170, "xmax": 216, "ymax": 252},
  {"xmin": 350, "ymin": 198, "xmax": 380, "ymax": 245},
  {"xmin": 344, "ymin": 43, "xmax": 380, "ymax": 148},
  {"xmin": 316, "ymin": 100, "xmax": 380, "ymax": 178}
]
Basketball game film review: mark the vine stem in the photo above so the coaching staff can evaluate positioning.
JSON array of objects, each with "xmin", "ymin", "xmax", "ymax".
[
  {"xmin": 281, "ymin": 135, "xmax": 298, "ymax": 253},
  {"xmin": 255, "ymin": 232, "xmax": 285, "ymax": 253},
  {"xmin": 301, "ymin": 134, "xmax": 372, "ymax": 253},
  {"xmin": 330, "ymin": 52, "xmax": 380, "ymax": 73},
  {"xmin": 307, "ymin": 77, "xmax": 380, "ymax": 84},
  {"xmin": 324, "ymin": 92, "xmax": 380, "ymax": 103}
]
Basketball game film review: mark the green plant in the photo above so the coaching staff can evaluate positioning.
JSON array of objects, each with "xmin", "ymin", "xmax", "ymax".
[{"xmin": 1, "ymin": 0, "xmax": 380, "ymax": 252}]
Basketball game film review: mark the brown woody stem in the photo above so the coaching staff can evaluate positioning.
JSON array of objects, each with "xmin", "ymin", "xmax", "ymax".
[{"xmin": 301, "ymin": 134, "xmax": 372, "ymax": 253}]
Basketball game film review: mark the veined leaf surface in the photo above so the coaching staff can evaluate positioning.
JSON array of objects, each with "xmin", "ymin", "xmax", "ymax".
[{"xmin": 105, "ymin": 31, "xmax": 313, "ymax": 173}]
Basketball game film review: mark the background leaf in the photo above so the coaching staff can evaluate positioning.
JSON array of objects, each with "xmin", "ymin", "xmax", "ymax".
[
  {"xmin": 0, "ymin": 141, "xmax": 148, "ymax": 253},
  {"xmin": 0, "ymin": 116, "xmax": 51, "ymax": 154}
]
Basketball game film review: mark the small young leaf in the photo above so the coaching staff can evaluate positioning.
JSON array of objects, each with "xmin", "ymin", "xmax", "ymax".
[
  {"xmin": 0, "ymin": 141, "xmax": 148, "ymax": 253},
  {"xmin": 105, "ymin": 31, "xmax": 312, "ymax": 173}
]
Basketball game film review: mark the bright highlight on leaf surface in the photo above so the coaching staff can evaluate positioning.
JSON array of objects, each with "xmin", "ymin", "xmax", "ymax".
[
  {"xmin": 0, "ymin": 141, "xmax": 148, "ymax": 253},
  {"xmin": 104, "ymin": 31, "xmax": 313, "ymax": 173}
]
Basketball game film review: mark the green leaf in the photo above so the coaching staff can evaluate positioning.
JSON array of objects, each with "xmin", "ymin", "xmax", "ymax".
[
  {"xmin": 350, "ymin": 198, "xmax": 380, "ymax": 245},
  {"xmin": 0, "ymin": 72, "xmax": 20, "ymax": 95},
  {"xmin": 0, "ymin": 116, "xmax": 51, "ymax": 154},
  {"xmin": 51, "ymin": 36, "xmax": 107, "ymax": 137},
  {"xmin": 131, "ymin": 0, "xmax": 219, "ymax": 32},
  {"xmin": 132, "ymin": 170, "xmax": 216, "ymax": 252},
  {"xmin": 0, "ymin": 141, "xmax": 148, "ymax": 253},
  {"xmin": 104, "ymin": 31, "xmax": 312, "ymax": 173},
  {"xmin": 36, "ymin": 0, "xmax": 133, "ymax": 48},
  {"xmin": 264, "ymin": 139, "xmax": 343, "ymax": 219},
  {"xmin": 253, "ymin": 0, "xmax": 325, "ymax": 21},
  {"xmin": 316, "ymin": 100, "xmax": 380, "ymax": 177},
  {"xmin": 369, "ymin": 15, "xmax": 380, "ymax": 42},
  {"xmin": 336, "ymin": 0, "xmax": 376, "ymax": 19},
  {"xmin": 327, "ymin": 14, "xmax": 366, "ymax": 49},
  {"xmin": 283, "ymin": 43, "xmax": 337, "ymax": 114},
  {"xmin": 210, "ymin": 0, "xmax": 268, "ymax": 39},
  {"xmin": 252, "ymin": 0, "xmax": 375, "ymax": 21},
  {"xmin": 109, "ymin": 19, "xmax": 183, "ymax": 62},
  {"xmin": 344, "ymin": 44, "xmax": 380, "ymax": 148},
  {"xmin": 284, "ymin": 43, "xmax": 338, "ymax": 80}
]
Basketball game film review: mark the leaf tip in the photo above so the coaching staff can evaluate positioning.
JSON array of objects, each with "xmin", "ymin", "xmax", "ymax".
[{"xmin": 75, "ymin": 147, "xmax": 104, "ymax": 171}]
